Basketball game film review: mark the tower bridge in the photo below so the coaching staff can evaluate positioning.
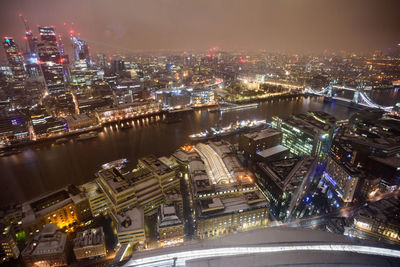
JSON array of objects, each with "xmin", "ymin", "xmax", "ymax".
[{"xmin": 306, "ymin": 84, "xmax": 393, "ymax": 112}]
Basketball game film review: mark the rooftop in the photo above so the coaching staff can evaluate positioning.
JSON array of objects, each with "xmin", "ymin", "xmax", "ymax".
[
  {"xmin": 116, "ymin": 208, "xmax": 144, "ymax": 233},
  {"xmin": 139, "ymin": 155, "xmax": 174, "ymax": 176},
  {"xmin": 21, "ymin": 185, "xmax": 85, "ymax": 225},
  {"xmin": 158, "ymin": 204, "xmax": 182, "ymax": 228},
  {"xmin": 256, "ymin": 144, "xmax": 289, "ymax": 158},
  {"xmin": 196, "ymin": 193, "xmax": 268, "ymax": 219},
  {"xmin": 22, "ymin": 224, "xmax": 67, "ymax": 257},
  {"xmin": 73, "ymin": 227, "xmax": 104, "ymax": 249},
  {"xmin": 243, "ymin": 128, "xmax": 281, "ymax": 141}
]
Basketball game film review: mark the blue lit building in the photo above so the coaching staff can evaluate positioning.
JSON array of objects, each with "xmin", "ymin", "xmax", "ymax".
[
  {"xmin": 322, "ymin": 156, "xmax": 360, "ymax": 203},
  {"xmin": 0, "ymin": 113, "xmax": 29, "ymax": 145},
  {"xmin": 71, "ymin": 35, "xmax": 90, "ymax": 65}
]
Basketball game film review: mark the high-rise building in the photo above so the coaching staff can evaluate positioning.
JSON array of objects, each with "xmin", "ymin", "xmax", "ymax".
[
  {"xmin": 71, "ymin": 35, "xmax": 90, "ymax": 64},
  {"xmin": 19, "ymin": 14, "xmax": 36, "ymax": 55},
  {"xmin": 323, "ymin": 156, "xmax": 360, "ymax": 203},
  {"xmin": 37, "ymin": 26, "xmax": 65, "ymax": 94},
  {"xmin": 2, "ymin": 37, "xmax": 26, "ymax": 83},
  {"xmin": 38, "ymin": 26, "xmax": 57, "ymax": 44},
  {"xmin": 255, "ymin": 157, "xmax": 316, "ymax": 220},
  {"xmin": 272, "ymin": 111, "xmax": 337, "ymax": 158}
]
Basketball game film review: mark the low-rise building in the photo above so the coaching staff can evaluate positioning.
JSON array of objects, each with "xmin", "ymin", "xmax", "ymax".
[
  {"xmin": 65, "ymin": 113, "xmax": 97, "ymax": 130},
  {"xmin": 195, "ymin": 192, "xmax": 269, "ymax": 239},
  {"xmin": 157, "ymin": 204, "xmax": 184, "ymax": 247},
  {"xmin": 21, "ymin": 185, "xmax": 91, "ymax": 238},
  {"xmin": 21, "ymin": 224, "xmax": 69, "ymax": 267},
  {"xmin": 173, "ymin": 141, "xmax": 270, "ymax": 240},
  {"xmin": 73, "ymin": 227, "xmax": 106, "ymax": 260},
  {"xmin": 112, "ymin": 208, "xmax": 145, "ymax": 245},
  {"xmin": 0, "ymin": 221, "xmax": 20, "ymax": 264},
  {"xmin": 349, "ymin": 198, "xmax": 400, "ymax": 244},
  {"xmin": 239, "ymin": 128, "xmax": 282, "ymax": 159}
]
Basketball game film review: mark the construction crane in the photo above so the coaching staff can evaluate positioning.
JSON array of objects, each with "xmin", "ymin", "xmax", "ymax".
[{"xmin": 18, "ymin": 13, "xmax": 36, "ymax": 54}]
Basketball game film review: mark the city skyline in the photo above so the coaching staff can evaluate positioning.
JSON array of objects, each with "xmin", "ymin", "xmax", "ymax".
[{"xmin": 0, "ymin": 1, "xmax": 400, "ymax": 266}]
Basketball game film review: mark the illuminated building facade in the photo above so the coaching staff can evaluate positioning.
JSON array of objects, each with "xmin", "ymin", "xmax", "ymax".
[
  {"xmin": 2, "ymin": 37, "xmax": 26, "ymax": 83},
  {"xmin": 191, "ymin": 89, "xmax": 215, "ymax": 106},
  {"xmin": 97, "ymin": 155, "xmax": 180, "ymax": 216},
  {"xmin": 156, "ymin": 90, "xmax": 191, "ymax": 109},
  {"xmin": 0, "ymin": 221, "xmax": 20, "ymax": 264},
  {"xmin": 80, "ymin": 181, "xmax": 109, "ymax": 216},
  {"xmin": 30, "ymin": 109, "xmax": 68, "ymax": 139},
  {"xmin": 239, "ymin": 128, "xmax": 282, "ymax": 159},
  {"xmin": 113, "ymin": 208, "xmax": 145, "ymax": 245},
  {"xmin": 350, "ymin": 198, "xmax": 400, "ymax": 244},
  {"xmin": 21, "ymin": 224, "xmax": 69, "ymax": 267},
  {"xmin": 157, "ymin": 203, "xmax": 184, "ymax": 247},
  {"xmin": 71, "ymin": 35, "xmax": 90, "ymax": 64},
  {"xmin": 323, "ymin": 157, "xmax": 359, "ymax": 203},
  {"xmin": 73, "ymin": 227, "xmax": 106, "ymax": 260},
  {"xmin": 96, "ymin": 101, "xmax": 160, "ymax": 123},
  {"xmin": 195, "ymin": 193, "xmax": 269, "ymax": 239},
  {"xmin": 70, "ymin": 60, "xmax": 98, "ymax": 86},
  {"xmin": 173, "ymin": 141, "xmax": 269, "ymax": 240},
  {"xmin": 37, "ymin": 26, "xmax": 65, "ymax": 94},
  {"xmin": 0, "ymin": 113, "xmax": 29, "ymax": 146},
  {"xmin": 255, "ymin": 157, "xmax": 316, "ymax": 220},
  {"xmin": 20, "ymin": 185, "xmax": 91, "ymax": 238},
  {"xmin": 272, "ymin": 111, "xmax": 337, "ymax": 158}
]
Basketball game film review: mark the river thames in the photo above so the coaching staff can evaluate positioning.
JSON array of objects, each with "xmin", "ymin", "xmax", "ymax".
[{"xmin": 0, "ymin": 89, "xmax": 398, "ymax": 205}]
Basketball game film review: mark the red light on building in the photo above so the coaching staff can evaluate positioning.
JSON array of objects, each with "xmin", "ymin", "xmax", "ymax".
[{"xmin": 24, "ymin": 36, "xmax": 28, "ymax": 40}]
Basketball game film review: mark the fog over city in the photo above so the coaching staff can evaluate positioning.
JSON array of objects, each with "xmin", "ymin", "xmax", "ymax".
[{"xmin": 1, "ymin": 0, "xmax": 400, "ymax": 58}]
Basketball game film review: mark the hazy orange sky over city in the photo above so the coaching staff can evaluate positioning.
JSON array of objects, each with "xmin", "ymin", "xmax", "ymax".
[{"xmin": 1, "ymin": 0, "xmax": 400, "ymax": 58}]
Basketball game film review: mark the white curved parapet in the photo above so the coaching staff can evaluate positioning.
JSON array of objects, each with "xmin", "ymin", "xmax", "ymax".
[{"xmin": 125, "ymin": 244, "xmax": 400, "ymax": 266}]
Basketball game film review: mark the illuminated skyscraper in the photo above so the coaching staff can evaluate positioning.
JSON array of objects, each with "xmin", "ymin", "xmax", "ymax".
[
  {"xmin": 71, "ymin": 34, "xmax": 90, "ymax": 65},
  {"xmin": 37, "ymin": 26, "xmax": 65, "ymax": 94},
  {"xmin": 2, "ymin": 37, "xmax": 26, "ymax": 83},
  {"xmin": 38, "ymin": 26, "xmax": 57, "ymax": 44}
]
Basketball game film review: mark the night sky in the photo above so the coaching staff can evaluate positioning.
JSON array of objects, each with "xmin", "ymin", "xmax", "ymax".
[{"xmin": 1, "ymin": 0, "xmax": 400, "ymax": 59}]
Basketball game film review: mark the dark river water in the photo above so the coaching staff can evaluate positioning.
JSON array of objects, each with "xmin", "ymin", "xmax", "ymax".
[{"xmin": 1, "ymin": 89, "xmax": 399, "ymax": 205}]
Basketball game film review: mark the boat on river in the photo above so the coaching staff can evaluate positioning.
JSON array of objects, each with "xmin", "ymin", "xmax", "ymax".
[
  {"xmin": 101, "ymin": 158, "xmax": 128, "ymax": 169},
  {"xmin": 0, "ymin": 149, "xmax": 21, "ymax": 157},
  {"xmin": 55, "ymin": 138, "xmax": 69, "ymax": 144},
  {"xmin": 189, "ymin": 119, "xmax": 266, "ymax": 141},
  {"xmin": 76, "ymin": 131, "xmax": 98, "ymax": 141}
]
